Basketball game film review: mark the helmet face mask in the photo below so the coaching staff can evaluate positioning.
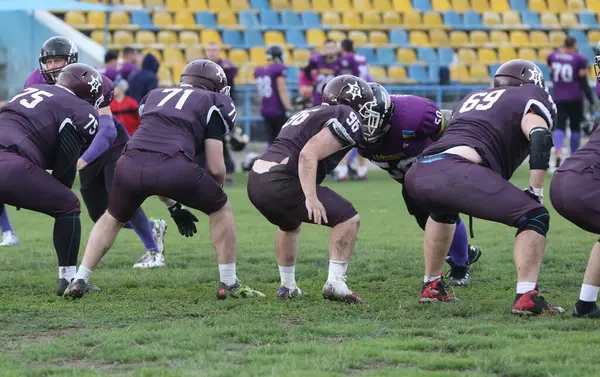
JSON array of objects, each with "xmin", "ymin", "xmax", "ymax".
[
  {"xmin": 595, "ymin": 54, "xmax": 600, "ymax": 82},
  {"xmin": 361, "ymin": 82, "xmax": 393, "ymax": 145}
]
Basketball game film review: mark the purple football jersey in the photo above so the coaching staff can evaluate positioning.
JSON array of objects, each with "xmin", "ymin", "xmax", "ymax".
[
  {"xmin": 24, "ymin": 69, "xmax": 46, "ymax": 88},
  {"xmin": 216, "ymin": 59, "xmax": 238, "ymax": 87},
  {"xmin": 98, "ymin": 66, "xmax": 120, "ymax": 82},
  {"xmin": 547, "ymin": 51, "xmax": 589, "ymax": 101},
  {"xmin": 0, "ymin": 84, "xmax": 99, "ymax": 169},
  {"xmin": 339, "ymin": 52, "xmax": 372, "ymax": 81},
  {"xmin": 254, "ymin": 63, "xmax": 288, "ymax": 118},
  {"xmin": 260, "ymin": 104, "xmax": 364, "ymax": 183},
  {"xmin": 359, "ymin": 95, "xmax": 443, "ymax": 182},
  {"xmin": 118, "ymin": 62, "xmax": 138, "ymax": 80},
  {"xmin": 308, "ymin": 54, "xmax": 341, "ymax": 105},
  {"xmin": 424, "ymin": 84, "xmax": 557, "ymax": 179},
  {"xmin": 127, "ymin": 86, "xmax": 236, "ymax": 159}
]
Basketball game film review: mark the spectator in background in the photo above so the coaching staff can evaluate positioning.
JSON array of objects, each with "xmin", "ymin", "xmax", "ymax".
[
  {"xmin": 98, "ymin": 50, "xmax": 120, "ymax": 82},
  {"xmin": 119, "ymin": 46, "xmax": 139, "ymax": 80},
  {"xmin": 127, "ymin": 53, "xmax": 160, "ymax": 103},
  {"xmin": 110, "ymin": 79, "xmax": 140, "ymax": 136},
  {"xmin": 204, "ymin": 42, "xmax": 238, "ymax": 96}
]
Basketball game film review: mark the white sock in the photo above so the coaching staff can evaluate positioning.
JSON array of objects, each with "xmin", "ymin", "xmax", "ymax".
[
  {"xmin": 75, "ymin": 266, "xmax": 93, "ymax": 283},
  {"xmin": 357, "ymin": 165, "xmax": 368, "ymax": 177},
  {"xmin": 424, "ymin": 274, "xmax": 441, "ymax": 283},
  {"xmin": 327, "ymin": 260, "xmax": 348, "ymax": 283},
  {"xmin": 337, "ymin": 164, "xmax": 348, "ymax": 178},
  {"xmin": 3, "ymin": 230, "xmax": 12, "ymax": 239},
  {"xmin": 279, "ymin": 265, "xmax": 296, "ymax": 289},
  {"xmin": 516, "ymin": 281, "xmax": 537, "ymax": 294},
  {"xmin": 219, "ymin": 263, "xmax": 237, "ymax": 286},
  {"xmin": 579, "ymin": 284, "xmax": 600, "ymax": 302},
  {"xmin": 59, "ymin": 266, "xmax": 76, "ymax": 281}
]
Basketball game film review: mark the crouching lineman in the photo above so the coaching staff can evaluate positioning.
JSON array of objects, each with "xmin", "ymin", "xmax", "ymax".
[
  {"xmin": 550, "ymin": 43, "xmax": 600, "ymax": 318},
  {"xmin": 356, "ymin": 84, "xmax": 482, "ymax": 286},
  {"xmin": 63, "ymin": 59, "xmax": 264, "ymax": 300},
  {"xmin": 404, "ymin": 59, "xmax": 564, "ymax": 315},
  {"xmin": 0, "ymin": 63, "xmax": 103, "ymax": 295},
  {"xmin": 247, "ymin": 75, "xmax": 378, "ymax": 303}
]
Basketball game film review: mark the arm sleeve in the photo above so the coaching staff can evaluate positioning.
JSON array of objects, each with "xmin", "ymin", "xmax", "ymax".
[
  {"xmin": 52, "ymin": 124, "xmax": 83, "ymax": 188},
  {"xmin": 205, "ymin": 110, "xmax": 227, "ymax": 141},
  {"xmin": 80, "ymin": 114, "xmax": 117, "ymax": 163},
  {"xmin": 580, "ymin": 76, "xmax": 595, "ymax": 105}
]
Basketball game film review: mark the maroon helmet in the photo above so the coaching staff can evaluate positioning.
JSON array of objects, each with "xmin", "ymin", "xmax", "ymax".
[
  {"xmin": 56, "ymin": 63, "xmax": 104, "ymax": 109},
  {"xmin": 99, "ymin": 75, "xmax": 115, "ymax": 108},
  {"xmin": 493, "ymin": 59, "xmax": 545, "ymax": 88},
  {"xmin": 594, "ymin": 40, "xmax": 600, "ymax": 82},
  {"xmin": 180, "ymin": 59, "xmax": 230, "ymax": 96}
]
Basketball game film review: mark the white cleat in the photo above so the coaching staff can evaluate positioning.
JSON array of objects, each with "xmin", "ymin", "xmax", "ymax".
[
  {"xmin": 151, "ymin": 218, "xmax": 167, "ymax": 254},
  {"xmin": 0, "ymin": 232, "xmax": 20, "ymax": 247},
  {"xmin": 133, "ymin": 250, "xmax": 166, "ymax": 269}
]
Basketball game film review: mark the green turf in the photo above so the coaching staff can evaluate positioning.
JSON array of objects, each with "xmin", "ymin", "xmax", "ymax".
[{"xmin": 0, "ymin": 167, "xmax": 598, "ymax": 377}]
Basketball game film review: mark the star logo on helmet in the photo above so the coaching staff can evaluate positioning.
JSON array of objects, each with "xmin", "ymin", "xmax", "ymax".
[
  {"xmin": 345, "ymin": 81, "xmax": 363, "ymax": 100},
  {"xmin": 88, "ymin": 75, "xmax": 101, "ymax": 94},
  {"xmin": 528, "ymin": 67, "xmax": 543, "ymax": 87},
  {"xmin": 216, "ymin": 66, "xmax": 226, "ymax": 83}
]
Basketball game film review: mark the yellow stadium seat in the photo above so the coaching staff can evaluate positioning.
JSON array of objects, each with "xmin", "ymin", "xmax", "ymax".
[
  {"xmin": 457, "ymin": 48, "xmax": 476, "ymax": 64},
  {"xmin": 91, "ymin": 30, "xmax": 112, "ymax": 45},
  {"xmin": 470, "ymin": 63, "xmax": 490, "ymax": 81},
  {"xmin": 229, "ymin": 49, "xmax": 249, "ymax": 66},
  {"xmin": 153, "ymin": 11, "xmax": 173, "ymax": 28},
  {"xmin": 393, "ymin": 0, "xmax": 413, "ymax": 11},
  {"xmin": 188, "ymin": 0, "xmax": 208, "ymax": 11},
  {"xmin": 538, "ymin": 47, "xmax": 553, "ymax": 62},
  {"xmin": 322, "ymin": 12, "xmax": 341, "ymax": 26},
  {"xmin": 342, "ymin": 12, "xmax": 362, "ymax": 27},
  {"xmin": 353, "ymin": 0, "xmax": 372, "ymax": 10},
  {"xmin": 396, "ymin": 48, "xmax": 417, "ymax": 64},
  {"xmin": 491, "ymin": 0, "xmax": 509, "ymax": 11},
  {"xmin": 490, "ymin": 30, "xmax": 509, "ymax": 44},
  {"xmin": 306, "ymin": 29, "xmax": 326, "ymax": 47},
  {"xmin": 388, "ymin": 66, "xmax": 408, "ymax": 81},
  {"xmin": 271, "ymin": 0, "xmax": 290, "ymax": 9},
  {"xmin": 87, "ymin": 11, "xmax": 106, "ymax": 27},
  {"xmin": 114, "ymin": 30, "xmax": 133, "ymax": 45},
  {"xmin": 470, "ymin": 30, "xmax": 489, "ymax": 46},
  {"xmin": 382, "ymin": 11, "xmax": 401, "ymax": 25},
  {"xmin": 313, "ymin": 0, "xmax": 333, "ymax": 11},
  {"xmin": 559, "ymin": 13, "xmax": 578, "ymax": 27},
  {"xmin": 333, "ymin": 0, "xmax": 352, "ymax": 8},
  {"xmin": 328, "ymin": 30, "xmax": 348, "ymax": 43},
  {"xmin": 230, "ymin": 0, "xmax": 250, "ymax": 11},
  {"xmin": 498, "ymin": 46, "xmax": 517, "ymax": 61},
  {"xmin": 265, "ymin": 31, "xmax": 285, "ymax": 46},
  {"xmin": 185, "ymin": 45, "xmax": 204, "ymax": 61},
  {"xmin": 409, "ymin": 31, "xmax": 430, "ymax": 46},
  {"xmin": 109, "ymin": 11, "xmax": 130, "ymax": 26},
  {"xmin": 64, "ymin": 11, "xmax": 86, "ymax": 26},
  {"xmin": 549, "ymin": 30, "xmax": 566, "ymax": 46},
  {"xmin": 291, "ymin": 0, "xmax": 312, "ymax": 11},
  {"xmin": 166, "ymin": 0, "xmax": 185, "ymax": 11},
  {"xmin": 174, "ymin": 11, "xmax": 196, "ymax": 27},
  {"xmin": 218, "ymin": 11, "xmax": 238, "ymax": 26},
  {"xmin": 590, "ymin": 66, "xmax": 597, "ymax": 80},
  {"xmin": 518, "ymin": 48, "xmax": 538, "ymax": 61},
  {"xmin": 347, "ymin": 30, "xmax": 368, "ymax": 45},
  {"xmin": 145, "ymin": 0, "xmax": 164, "ymax": 6},
  {"xmin": 502, "ymin": 11, "xmax": 520, "ymax": 25},
  {"xmin": 510, "ymin": 30, "xmax": 529, "ymax": 46},
  {"xmin": 369, "ymin": 66, "xmax": 388, "ymax": 82},
  {"xmin": 567, "ymin": 0, "xmax": 584, "ymax": 9},
  {"xmin": 137, "ymin": 30, "xmax": 157, "ymax": 46},
  {"xmin": 207, "ymin": 0, "xmax": 230, "ymax": 11},
  {"xmin": 369, "ymin": 31, "xmax": 389, "ymax": 45},
  {"xmin": 471, "ymin": 0, "xmax": 490, "ymax": 12},
  {"xmin": 363, "ymin": 11, "xmax": 382, "ymax": 26},
  {"xmin": 432, "ymin": 0, "xmax": 451, "ymax": 12},
  {"xmin": 449, "ymin": 31, "xmax": 469, "ymax": 46},
  {"xmin": 172, "ymin": 63, "xmax": 185, "ymax": 83},
  {"xmin": 585, "ymin": 0, "xmax": 599, "ymax": 12},
  {"xmin": 589, "ymin": 30, "xmax": 600, "ymax": 44},
  {"xmin": 143, "ymin": 48, "xmax": 162, "ymax": 62},
  {"xmin": 373, "ymin": 0, "xmax": 393, "ymax": 11},
  {"xmin": 529, "ymin": 0, "xmax": 547, "ymax": 12},
  {"xmin": 451, "ymin": 0, "xmax": 470, "ymax": 12},
  {"xmin": 179, "ymin": 31, "xmax": 199, "ymax": 44},
  {"xmin": 450, "ymin": 63, "xmax": 469, "ymax": 82},
  {"xmin": 201, "ymin": 29, "xmax": 223, "ymax": 44},
  {"xmin": 403, "ymin": 10, "xmax": 422, "ymax": 27},
  {"xmin": 423, "ymin": 11, "xmax": 443, "ymax": 26},
  {"xmin": 163, "ymin": 47, "xmax": 184, "ymax": 66},
  {"xmin": 482, "ymin": 12, "xmax": 501, "ymax": 26},
  {"xmin": 250, "ymin": 46, "xmax": 267, "ymax": 65},
  {"xmin": 547, "ymin": 0, "xmax": 567, "ymax": 12},
  {"xmin": 541, "ymin": 12, "xmax": 560, "ymax": 27},
  {"xmin": 430, "ymin": 29, "xmax": 449, "ymax": 46},
  {"xmin": 157, "ymin": 30, "xmax": 178, "ymax": 44},
  {"xmin": 158, "ymin": 66, "xmax": 173, "ymax": 87},
  {"xmin": 530, "ymin": 31, "xmax": 550, "ymax": 46},
  {"xmin": 122, "ymin": 0, "xmax": 142, "ymax": 4},
  {"xmin": 478, "ymin": 48, "xmax": 498, "ymax": 64},
  {"xmin": 292, "ymin": 49, "xmax": 311, "ymax": 65}
]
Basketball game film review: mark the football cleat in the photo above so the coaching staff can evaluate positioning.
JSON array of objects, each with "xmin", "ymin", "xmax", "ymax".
[
  {"xmin": 511, "ymin": 290, "xmax": 565, "ymax": 315},
  {"xmin": 420, "ymin": 278, "xmax": 459, "ymax": 303},
  {"xmin": 62, "ymin": 279, "xmax": 89, "ymax": 300},
  {"xmin": 277, "ymin": 286, "xmax": 305, "ymax": 300},
  {"xmin": 56, "ymin": 278, "xmax": 100, "ymax": 296},
  {"xmin": 446, "ymin": 265, "xmax": 471, "ymax": 286},
  {"xmin": 216, "ymin": 279, "xmax": 265, "ymax": 299},
  {"xmin": 445, "ymin": 245, "xmax": 482, "ymax": 268},
  {"xmin": 151, "ymin": 218, "xmax": 167, "ymax": 254},
  {"xmin": 0, "ymin": 231, "xmax": 20, "ymax": 247},
  {"xmin": 133, "ymin": 250, "xmax": 166, "ymax": 269},
  {"xmin": 322, "ymin": 282, "xmax": 365, "ymax": 304},
  {"xmin": 572, "ymin": 303, "xmax": 600, "ymax": 318}
]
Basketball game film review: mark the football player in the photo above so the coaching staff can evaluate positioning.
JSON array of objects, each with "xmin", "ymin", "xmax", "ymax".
[
  {"xmin": 63, "ymin": 59, "xmax": 264, "ymax": 300},
  {"xmin": 303, "ymin": 40, "xmax": 341, "ymax": 106},
  {"xmin": 0, "ymin": 63, "xmax": 103, "ymax": 295},
  {"xmin": 356, "ymin": 84, "xmax": 482, "ymax": 286},
  {"xmin": 247, "ymin": 75, "xmax": 380, "ymax": 303},
  {"xmin": 404, "ymin": 59, "xmax": 563, "ymax": 315}
]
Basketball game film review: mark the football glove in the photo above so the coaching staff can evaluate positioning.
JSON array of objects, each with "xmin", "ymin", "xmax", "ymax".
[
  {"xmin": 523, "ymin": 186, "xmax": 543, "ymax": 205},
  {"xmin": 168, "ymin": 202, "xmax": 198, "ymax": 237}
]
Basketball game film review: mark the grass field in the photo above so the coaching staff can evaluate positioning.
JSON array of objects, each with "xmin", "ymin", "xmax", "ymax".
[{"xmin": 1, "ymin": 167, "xmax": 599, "ymax": 377}]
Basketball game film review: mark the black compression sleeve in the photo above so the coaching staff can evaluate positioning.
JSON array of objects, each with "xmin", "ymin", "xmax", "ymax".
[
  {"xmin": 580, "ymin": 76, "xmax": 595, "ymax": 105},
  {"xmin": 205, "ymin": 111, "xmax": 227, "ymax": 141},
  {"xmin": 52, "ymin": 125, "xmax": 83, "ymax": 188}
]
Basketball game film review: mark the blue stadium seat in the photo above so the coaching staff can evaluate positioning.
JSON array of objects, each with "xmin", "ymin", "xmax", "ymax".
[
  {"xmin": 443, "ymin": 11, "xmax": 462, "ymax": 28},
  {"xmin": 250, "ymin": 0, "xmax": 270, "ymax": 10},
  {"xmin": 408, "ymin": 64, "xmax": 434, "ymax": 84},
  {"xmin": 417, "ymin": 47, "xmax": 437, "ymax": 65},
  {"xmin": 489, "ymin": 63, "xmax": 501, "ymax": 76},
  {"xmin": 195, "ymin": 11, "xmax": 216, "ymax": 27},
  {"xmin": 428, "ymin": 64, "xmax": 440, "ymax": 83},
  {"xmin": 281, "ymin": 10, "xmax": 302, "ymax": 28},
  {"xmin": 375, "ymin": 47, "xmax": 396, "ymax": 66},
  {"xmin": 579, "ymin": 12, "xmax": 597, "ymax": 28},
  {"xmin": 438, "ymin": 47, "xmax": 454, "ymax": 66},
  {"xmin": 286, "ymin": 30, "xmax": 308, "ymax": 48},
  {"xmin": 222, "ymin": 30, "xmax": 244, "ymax": 48},
  {"xmin": 356, "ymin": 47, "xmax": 376, "ymax": 64},
  {"xmin": 301, "ymin": 11, "xmax": 322, "ymax": 28},
  {"xmin": 568, "ymin": 30, "xmax": 587, "ymax": 47},
  {"xmin": 239, "ymin": 11, "xmax": 260, "ymax": 28},
  {"xmin": 287, "ymin": 66, "xmax": 299, "ymax": 84},
  {"xmin": 412, "ymin": 0, "xmax": 432, "ymax": 11},
  {"xmin": 131, "ymin": 11, "xmax": 156, "ymax": 29},
  {"xmin": 538, "ymin": 64, "xmax": 550, "ymax": 82},
  {"xmin": 509, "ymin": 0, "xmax": 527, "ymax": 11},
  {"xmin": 580, "ymin": 44, "xmax": 595, "ymax": 62},
  {"xmin": 463, "ymin": 12, "xmax": 483, "ymax": 28},
  {"xmin": 390, "ymin": 29, "xmax": 409, "ymax": 45},
  {"xmin": 260, "ymin": 9, "xmax": 281, "ymax": 29},
  {"xmin": 244, "ymin": 29, "xmax": 264, "ymax": 47},
  {"xmin": 521, "ymin": 11, "xmax": 540, "ymax": 27}
]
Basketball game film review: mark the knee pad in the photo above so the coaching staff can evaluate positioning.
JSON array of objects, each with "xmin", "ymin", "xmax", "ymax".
[
  {"xmin": 430, "ymin": 212, "xmax": 459, "ymax": 224},
  {"xmin": 516, "ymin": 207, "xmax": 550, "ymax": 237}
]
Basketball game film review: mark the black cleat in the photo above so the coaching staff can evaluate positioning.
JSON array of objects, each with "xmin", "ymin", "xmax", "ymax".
[
  {"xmin": 572, "ymin": 302, "xmax": 600, "ymax": 318},
  {"xmin": 468, "ymin": 245, "xmax": 482, "ymax": 265},
  {"xmin": 446, "ymin": 265, "xmax": 471, "ymax": 286},
  {"xmin": 57, "ymin": 278, "xmax": 101, "ymax": 298}
]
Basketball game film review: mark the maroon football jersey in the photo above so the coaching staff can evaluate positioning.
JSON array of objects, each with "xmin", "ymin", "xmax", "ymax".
[
  {"xmin": 0, "ymin": 84, "xmax": 99, "ymax": 169},
  {"xmin": 260, "ymin": 104, "xmax": 365, "ymax": 183},
  {"xmin": 127, "ymin": 86, "xmax": 236, "ymax": 158},
  {"xmin": 424, "ymin": 84, "xmax": 557, "ymax": 179}
]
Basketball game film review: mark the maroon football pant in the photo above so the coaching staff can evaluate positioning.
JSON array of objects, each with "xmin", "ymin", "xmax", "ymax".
[{"xmin": 108, "ymin": 149, "xmax": 228, "ymax": 223}]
